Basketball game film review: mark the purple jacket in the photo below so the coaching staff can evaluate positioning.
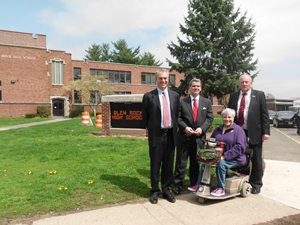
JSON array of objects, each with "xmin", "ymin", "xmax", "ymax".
[{"xmin": 211, "ymin": 123, "xmax": 247, "ymax": 164}]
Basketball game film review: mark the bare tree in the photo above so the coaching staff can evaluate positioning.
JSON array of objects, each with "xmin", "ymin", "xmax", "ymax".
[{"xmin": 64, "ymin": 73, "xmax": 114, "ymax": 117}]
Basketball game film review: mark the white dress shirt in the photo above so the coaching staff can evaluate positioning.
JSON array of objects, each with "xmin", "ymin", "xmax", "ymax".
[
  {"xmin": 237, "ymin": 89, "xmax": 251, "ymax": 130},
  {"xmin": 157, "ymin": 87, "xmax": 173, "ymax": 128}
]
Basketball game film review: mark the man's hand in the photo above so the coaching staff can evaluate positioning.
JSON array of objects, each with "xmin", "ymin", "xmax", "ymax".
[
  {"xmin": 262, "ymin": 134, "xmax": 270, "ymax": 142},
  {"xmin": 185, "ymin": 127, "xmax": 194, "ymax": 136},
  {"xmin": 194, "ymin": 128, "xmax": 203, "ymax": 136}
]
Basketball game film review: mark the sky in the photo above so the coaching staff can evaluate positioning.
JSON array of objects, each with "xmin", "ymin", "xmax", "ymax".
[{"xmin": 1, "ymin": 0, "xmax": 299, "ymax": 100}]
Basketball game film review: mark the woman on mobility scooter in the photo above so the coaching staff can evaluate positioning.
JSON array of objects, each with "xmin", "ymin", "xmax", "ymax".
[{"xmin": 188, "ymin": 108, "xmax": 247, "ymax": 196}]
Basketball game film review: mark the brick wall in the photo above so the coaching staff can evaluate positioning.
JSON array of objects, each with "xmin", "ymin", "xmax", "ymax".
[
  {"xmin": 102, "ymin": 102, "xmax": 110, "ymax": 136},
  {"xmin": 71, "ymin": 61, "xmax": 184, "ymax": 95},
  {"xmin": 0, "ymin": 29, "xmax": 224, "ymax": 118},
  {"xmin": 0, "ymin": 30, "xmax": 46, "ymax": 48},
  {"xmin": 0, "ymin": 42, "xmax": 73, "ymax": 118}
]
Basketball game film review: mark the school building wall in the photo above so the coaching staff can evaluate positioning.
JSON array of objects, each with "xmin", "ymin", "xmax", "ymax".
[{"xmin": 0, "ymin": 29, "xmax": 223, "ymax": 118}]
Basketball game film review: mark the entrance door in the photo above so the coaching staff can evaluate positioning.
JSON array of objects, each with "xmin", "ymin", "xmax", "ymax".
[{"xmin": 53, "ymin": 99, "xmax": 64, "ymax": 116}]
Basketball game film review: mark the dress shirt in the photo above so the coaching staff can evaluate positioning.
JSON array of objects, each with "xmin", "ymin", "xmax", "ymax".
[
  {"xmin": 237, "ymin": 89, "xmax": 251, "ymax": 130},
  {"xmin": 190, "ymin": 95, "xmax": 199, "ymax": 111},
  {"xmin": 157, "ymin": 87, "xmax": 173, "ymax": 128}
]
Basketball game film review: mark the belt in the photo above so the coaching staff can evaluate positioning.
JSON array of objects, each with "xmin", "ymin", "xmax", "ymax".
[{"xmin": 161, "ymin": 128, "xmax": 171, "ymax": 133}]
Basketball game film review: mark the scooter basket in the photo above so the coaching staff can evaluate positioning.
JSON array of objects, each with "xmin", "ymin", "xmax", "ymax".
[
  {"xmin": 197, "ymin": 157, "xmax": 220, "ymax": 166},
  {"xmin": 197, "ymin": 148, "xmax": 221, "ymax": 166}
]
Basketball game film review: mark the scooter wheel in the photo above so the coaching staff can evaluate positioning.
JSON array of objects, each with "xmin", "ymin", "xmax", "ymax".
[
  {"xmin": 240, "ymin": 182, "xmax": 251, "ymax": 197},
  {"xmin": 198, "ymin": 197, "xmax": 207, "ymax": 204}
]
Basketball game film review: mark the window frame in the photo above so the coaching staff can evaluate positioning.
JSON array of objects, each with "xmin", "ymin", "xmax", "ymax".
[
  {"xmin": 90, "ymin": 69, "xmax": 131, "ymax": 84},
  {"xmin": 51, "ymin": 59, "xmax": 65, "ymax": 85},
  {"xmin": 74, "ymin": 68, "xmax": 81, "ymax": 81}
]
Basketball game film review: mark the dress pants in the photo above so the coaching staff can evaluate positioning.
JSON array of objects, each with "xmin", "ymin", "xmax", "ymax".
[
  {"xmin": 149, "ymin": 129, "xmax": 175, "ymax": 194},
  {"xmin": 174, "ymin": 136, "xmax": 203, "ymax": 187},
  {"xmin": 249, "ymin": 142, "xmax": 264, "ymax": 189},
  {"xmin": 242, "ymin": 130, "xmax": 264, "ymax": 189}
]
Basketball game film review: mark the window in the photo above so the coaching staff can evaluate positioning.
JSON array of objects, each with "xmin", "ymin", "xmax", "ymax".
[
  {"xmin": 74, "ymin": 90, "xmax": 81, "ymax": 104},
  {"xmin": 74, "ymin": 68, "xmax": 81, "ymax": 81},
  {"xmin": 114, "ymin": 91, "xmax": 131, "ymax": 95},
  {"xmin": 90, "ymin": 69, "xmax": 131, "ymax": 83},
  {"xmin": 141, "ymin": 73, "xmax": 176, "ymax": 86},
  {"xmin": 169, "ymin": 74, "xmax": 175, "ymax": 85},
  {"xmin": 218, "ymin": 98, "xmax": 223, "ymax": 105},
  {"xmin": 51, "ymin": 59, "xmax": 64, "ymax": 85},
  {"xmin": 0, "ymin": 90, "xmax": 2, "ymax": 101},
  {"xmin": 141, "ymin": 73, "xmax": 156, "ymax": 85}
]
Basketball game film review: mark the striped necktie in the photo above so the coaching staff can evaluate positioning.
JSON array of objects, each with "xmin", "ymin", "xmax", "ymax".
[{"xmin": 237, "ymin": 93, "xmax": 246, "ymax": 126}]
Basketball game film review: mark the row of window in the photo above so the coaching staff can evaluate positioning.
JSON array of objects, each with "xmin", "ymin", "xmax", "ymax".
[
  {"xmin": 90, "ymin": 69, "xmax": 132, "ymax": 84},
  {"xmin": 141, "ymin": 72, "xmax": 175, "ymax": 85},
  {"xmin": 74, "ymin": 68, "xmax": 176, "ymax": 85},
  {"xmin": 56, "ymin": 64, "xmax": 177, "ymax": 85}
]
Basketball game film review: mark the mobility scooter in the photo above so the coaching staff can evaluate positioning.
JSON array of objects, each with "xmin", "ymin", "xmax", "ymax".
[{"xmin": 195, "ymin": 138, "xmax": 253, "ymax": 203}]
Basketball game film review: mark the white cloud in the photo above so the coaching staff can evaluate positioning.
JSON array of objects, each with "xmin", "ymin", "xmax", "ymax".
[
  {"xmin": 36, "ymin": 0, "xmax": 300, "ymax": 99},
  {"xmin": 37, "ymin": 0, "xmax": 188, "ymax": 35},
  {"xmin": 253, "ymin": 74, "xmax": 300, "ymax": 99},
  {"xmin": 235, "ymin": 0, "xmax": 300, "ymax": 66}
]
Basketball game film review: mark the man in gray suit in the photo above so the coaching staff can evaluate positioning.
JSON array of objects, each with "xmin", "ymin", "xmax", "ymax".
[
  {"xmin": 173, "ymin": 78, "xmax": 214, "ymax": 194},
  {"xmin": 228, "ymin": 74, "xmax": 270, "ymax": 194},
  {"xmin": 142, "ymin": 69, "xmax": 180, "ymax": 204}
]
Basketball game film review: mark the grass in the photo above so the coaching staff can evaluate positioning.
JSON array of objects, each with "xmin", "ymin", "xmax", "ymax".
[
  {"xmin": 0, "ymin": 118, "xmax": 151, "ymax": 223},
  {"xmin": 0, "ymin": 116, "xmax": 222, "ymax": 224}
]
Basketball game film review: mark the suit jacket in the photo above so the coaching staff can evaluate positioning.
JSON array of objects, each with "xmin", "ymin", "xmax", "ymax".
[
  {"xmin": 228, "ymin": 89, "xmax": 270, "ymax": 145},
  {"xmin": 177, "ymin": 95, "xmax": 214, "ymax": 142},
  {"xmin": 142, "ymin": 88, "xmax": 180, "ymax": 147}
]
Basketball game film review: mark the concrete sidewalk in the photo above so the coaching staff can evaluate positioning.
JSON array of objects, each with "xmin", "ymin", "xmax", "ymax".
[
  {"xmin": 15, "ymin": 160, "xmax": 299, "ymax": 225},
  {"xmin": 0, "ymin": 117, "xmax": 72, "ymax": 131}
]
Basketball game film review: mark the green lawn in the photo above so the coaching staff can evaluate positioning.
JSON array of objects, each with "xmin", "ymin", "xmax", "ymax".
[
  {"xmin": 0, "ymin": 116, "xmax": 222, "ymax": 224},
  {"xmin": 0, "ymin": 118, "xmax": 151, "ymax": 223}
]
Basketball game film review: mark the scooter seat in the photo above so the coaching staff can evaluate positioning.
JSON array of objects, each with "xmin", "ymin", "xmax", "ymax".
[{"xmin": 226, "ymin": 149, "xmax": 253, "ymax": 176}]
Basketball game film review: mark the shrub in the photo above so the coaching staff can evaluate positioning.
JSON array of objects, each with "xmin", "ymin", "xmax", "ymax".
[
  {"xmin": 25, "ymin": 113, "xmax": 36, "ymax": 118},
  {"xmin": 70, "ymin": 105, "xmax": 84, "ymax": 118},
  {"xmin": 37, "ymin": 106, "xmax": 51, "ymax": 118},
  {"xmin": 96, "ymin": 112, "xmax": 102, "ymax": 115}
]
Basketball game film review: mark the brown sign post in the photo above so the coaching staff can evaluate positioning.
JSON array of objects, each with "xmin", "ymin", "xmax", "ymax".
[{"xmin": 101, "ymin": 94, "xmax": 146, "ymax": 136}]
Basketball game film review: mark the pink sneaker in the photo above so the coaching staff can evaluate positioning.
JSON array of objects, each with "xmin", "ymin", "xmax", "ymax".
[
  {"xmin": 211, "ymin": 188, "xmax": 225, "ymax": 196},
  {"xmin": 188, "ymin": 184, "xmax": 200, "ymax": 192}
]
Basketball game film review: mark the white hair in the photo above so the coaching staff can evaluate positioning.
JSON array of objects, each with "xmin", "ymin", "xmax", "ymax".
[{"xmin": 221, "ymin": 108, "xmax": 236, "ymax": 118}]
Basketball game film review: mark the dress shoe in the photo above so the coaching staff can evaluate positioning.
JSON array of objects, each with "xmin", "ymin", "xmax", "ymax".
[
  {"xmin": 172, "ymin": 185, "xmax": 181, "ymax": 195},
  {"xmin": 149, "ymin": 193, "xmax": 159, "ymax": 204},
  {"xmin": 163, "ymin": 191, "xmax": 176, "ymax": 203},
  {"xmin": 251, "ymin": 187, "xmax": 261, "ymax": 194}
]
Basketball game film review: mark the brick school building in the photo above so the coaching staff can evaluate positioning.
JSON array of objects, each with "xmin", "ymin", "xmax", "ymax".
[{"xmin": 0, "ymin": 29, "xmax": 223, "ymax": 118}]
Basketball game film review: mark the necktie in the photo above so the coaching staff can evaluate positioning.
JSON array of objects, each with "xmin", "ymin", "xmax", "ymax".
[
  {"xmin": 193, "ymin": 98, "xmax": 198, "ymax": 123},
  {"xmin": 163, "ymin": 91, "xmax": 170, "ymax": 127},
  {"xmin": 237, "ymin": 93, "xmax": 246, "ymax": 126}
]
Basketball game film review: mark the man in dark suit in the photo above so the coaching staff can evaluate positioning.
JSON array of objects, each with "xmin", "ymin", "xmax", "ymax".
[
  {"xmin": 173, "ymin": 78, "xmax": 214, "ymax": 195},
  {"xmin": 142, "ymin": 69, "xmax": 180, "ymax": 204},
  {"xmin": 228, "ymin": 74, "xmax": 270, "ymax": 194}
]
